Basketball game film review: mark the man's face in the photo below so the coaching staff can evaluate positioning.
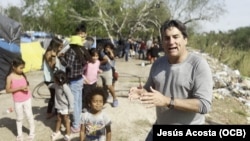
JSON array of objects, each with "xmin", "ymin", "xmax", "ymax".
[{"xmin": 162, "ymin": 27, "xmax": 187, "ymax": 58}]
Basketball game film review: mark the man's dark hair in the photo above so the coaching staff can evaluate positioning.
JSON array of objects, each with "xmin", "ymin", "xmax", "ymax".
[
  {"xmin": 161, "ymin": 20, "xmax": 188, "ymax": 38},
  {"xmin": 70, "ymin": 44, "xmax": 91, "ymax": 65},
  {"xmin": 104, "ymin": 42, "xmax": 115, "ymax": 50},
  {"xmin": 75, "ymin": 22, "xmax": 87, "ymax": 34}
]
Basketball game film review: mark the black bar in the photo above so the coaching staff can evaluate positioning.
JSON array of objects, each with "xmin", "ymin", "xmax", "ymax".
[{"xmin": 153, "ymin": 125, "xmax": 250, "ymax": 140}]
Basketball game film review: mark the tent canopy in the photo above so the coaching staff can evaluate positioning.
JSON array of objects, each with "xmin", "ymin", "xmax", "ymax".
[
  {"xmin": 0, "ymin": 14, "xmax": 22, "ymax": 91},
  {"xmin": 0, "ymin": 14, "xmax": 22, "ymax": 45}
]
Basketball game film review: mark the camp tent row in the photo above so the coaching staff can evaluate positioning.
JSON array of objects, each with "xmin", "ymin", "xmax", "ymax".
[{"xmin": 0, "ymin": 14, "xmax": 44, "ymax": 91}]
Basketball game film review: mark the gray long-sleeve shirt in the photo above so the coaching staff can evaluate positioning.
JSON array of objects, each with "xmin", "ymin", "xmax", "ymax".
[
  {"xmin": 54, "ymin": 83, "xmax": 74, "ymax": 112},
  {"xmin": 144, "ymin": 52, "xmax": 213, "ymax": 124}
]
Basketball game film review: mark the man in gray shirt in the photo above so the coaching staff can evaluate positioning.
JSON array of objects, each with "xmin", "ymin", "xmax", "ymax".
[{"xmin": 128, "ymin": 20, "xmax": 213, "ymax": 140}]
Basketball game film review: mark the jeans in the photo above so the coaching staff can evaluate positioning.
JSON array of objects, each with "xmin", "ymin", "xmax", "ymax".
[
  {"xmin": 69, "ymin": 77, "xmax": 83, "ymax": 129},
  {"xmin": 139, "ymin": 49, "xmax": 146, "ymax": 59},
  {"xmin": 124, "ymin": 49, "xmax": 129, "ymax": 61}
]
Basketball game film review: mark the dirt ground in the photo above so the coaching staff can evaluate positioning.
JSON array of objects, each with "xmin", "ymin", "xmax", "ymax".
[{"xmin": 0, "ymin": 57, "xmax": 249, "ymax": 141}]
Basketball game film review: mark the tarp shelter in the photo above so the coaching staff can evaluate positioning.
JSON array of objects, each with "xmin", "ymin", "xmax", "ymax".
[
  {"xmin": 0, "ymin": 14, "xmax": 21, "ymax": 45},
  {"xmin": 0, "ymin": 41, "xmax": 44, "ymax": 91},
  {"xmin": 21, "ymin": 42, "xmax": 45, "ymax": 73},
  {"xmin": 0, "ymin": 14, "xmax": 46, "ymax": 91},
  {"xmin": 0, "ymin": 14, "xmax": 22, "ymax": 91}
]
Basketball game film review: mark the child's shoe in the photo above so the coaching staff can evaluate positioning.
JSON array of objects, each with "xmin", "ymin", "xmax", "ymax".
[
  {"xmin": 113, "ymin": 99, "xmax": 119, "ymax": 107},
  {"xmin": 64, "ymin": 135, "xmax": 71, "ymax": 141},
  {"xmin": 70, "ymin": 126, "xmax": 80, "ymax": 133},
  {"xmin": 16, "ymin": 135, "xmax": 23, "ymax": 141},
  {"xmin": 27, "ymin": 134, "xmax": 35, "ymax": 141},
  {"xmin": 51, "ymin": 131, "xmax": 61, "ymax": 141}
]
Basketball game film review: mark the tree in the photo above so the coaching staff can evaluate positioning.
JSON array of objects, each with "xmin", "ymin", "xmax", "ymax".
[
  {"xmin": 3, "ymin": 6, "xmax": 22, "ymax": 23},
  {"xmin": 46, "ymin": 0, "xmax": 77, "ymax": 35},
  {"xmin": 126, "ymin": 0, "xmax": 170, "ymax": 39},
  {"xmin": 165, "ymin": 0, "xmax": 226, "ymax": 24},
  {"xmin": 3, "ymin": 0, "xmax": 226, "ymax": 41},
  {"xmin": 230, "ymin": 27, "xmax": 250, "ymax": 50},
  {"xmin": 68, "ymin": 0, "xmax": 170, "ymax": 41},
  {"xmin": 69, "ymin": 0, "xmax": 127, "ymax": 41}
]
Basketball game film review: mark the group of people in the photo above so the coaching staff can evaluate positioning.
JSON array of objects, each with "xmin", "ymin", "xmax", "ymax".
[
  {"xmin": 5, "ymin": 19, "xmax": 213, "ymax": 141},
  {"xmin": 43, "ymin": 23, "xmax": 117, "ymax": 141},
  {"xmin": 6, "ymin": 23, "xmax": 117, "ymax": 141},
  {"xmin": 118, "ymin": 36, "xmax": 161, "ymax": 65}
]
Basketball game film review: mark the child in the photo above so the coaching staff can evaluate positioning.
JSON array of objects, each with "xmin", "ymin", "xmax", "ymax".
[
  {"xmin": 79, "ymin": 87, "xmax": 111, "ymax": 141},
  {"xmin": 98, "ymin": 42, "xmax": 118, "ymax": 107},
  {"xmin": 51, "ymin": 70, "xmax": 74, "ymax": 141},
  {"xmin": 5, "ymin": 57, "xmax": 35, "ymax": 141},
  {"xmin": 83, "ymin": 48, "xmax": 102, "ymax": 110}
]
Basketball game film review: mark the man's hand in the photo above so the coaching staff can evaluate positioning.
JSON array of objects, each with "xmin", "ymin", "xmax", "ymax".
[
  {"xmin": 128, "ymin": 87, "xmax": 143, "ymax": 101},
  {"xmin": 140, "ymin": 86, "xmax": 169, "ymax": 108}
]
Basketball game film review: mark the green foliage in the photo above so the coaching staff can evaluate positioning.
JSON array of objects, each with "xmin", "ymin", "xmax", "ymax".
[
  {"xmin": 4, "ymin": 6, "xmax": 22, "ymax": 23},
  {"xmin": 190, "ymin": 27, "xmax": 250, "ymax": 77},
  {"xmin": 229, "ymin": 26, "xmax": 250, "ymax": 50},
  {"xmin": 46, "ymin": 0, "xmax": 77, "ymax": 35},
  {"xmin": 3, "ymin": 0, "xmax": 226, "ymax": 41}
]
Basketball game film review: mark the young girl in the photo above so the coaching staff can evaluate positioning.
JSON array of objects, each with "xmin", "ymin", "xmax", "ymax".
[
  {"xmin": 51, "ymin": 70, "xmax": 74, "ymax": 141},
  {"xmin": 98, "ymin": 42, "xmax": 118, "ymax": 107},
  {"xmin": 79, "ymin": 87, "xmax": 111, "ymax": 141},
  {"xmin": 5, "ymin": 57, "xmax": 35, "ymax": 141},
  {"xmin": 83, "ymin": 48, "xmax": 102, "ymax": 110}
]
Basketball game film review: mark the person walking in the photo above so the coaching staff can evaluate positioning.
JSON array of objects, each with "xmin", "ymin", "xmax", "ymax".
[
  {"xmin": 148, "ymin": 40, "xmax": 160, "ymax": 64},
  {"xmin": 5, "ymin": 57, "xmax": 35, "ymax": 141},
  {"xmin": 98, "ymin": 42, "xmax": 118, "ymax": 107},
  {"xmin": 128, "ymin": 20, "xmax": 213, "ymax": 140},
  {"xmin": 123, "ymin": 38, "xmax": 133, "ymax": 62},
  {"xmin": 138, "ymin": 40, "xmax": 147, "ymax": 60}
]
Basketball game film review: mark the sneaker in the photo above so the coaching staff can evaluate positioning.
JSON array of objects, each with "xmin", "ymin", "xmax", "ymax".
[
  {"xmin": 51, "ymin": 131, "xmax": 61, "ymax": 141},
  {"xmin": 71, "ymin": 126, "xmax": 80, "ymax": 133},
  {"xmin": 27, "ymin": 134, "xmax": 35, "ymax": 141},
  {"xmin": 113, "ymin": 99, "xmax": 118, "ymax": 107},
  {"xmin": 16, "ymin": 136, "xmax": 23, "ymax": 141},
  {"xmin": 64, "ymin": 135, "xmax": 71, "ymax": 141}
]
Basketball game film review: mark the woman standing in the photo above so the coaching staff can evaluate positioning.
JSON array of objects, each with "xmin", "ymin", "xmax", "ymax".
[{"xmin": 43, "ymin": 37, "xmax": 63, "ymax": 119}]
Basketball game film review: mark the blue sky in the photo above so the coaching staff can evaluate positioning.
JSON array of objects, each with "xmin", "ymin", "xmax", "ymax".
[{"xmin": 1, "ymin": 0, "xmax": 250, "ymax": 32}]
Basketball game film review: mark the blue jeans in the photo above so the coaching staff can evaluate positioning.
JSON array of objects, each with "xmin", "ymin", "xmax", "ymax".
[
  {"xmin": 69, "ymin": 77, "xmax": 83, "ymax": 129},
  {"xmin": 124, "ymin": 49, "xmax": 129, "ymax": 61}
]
